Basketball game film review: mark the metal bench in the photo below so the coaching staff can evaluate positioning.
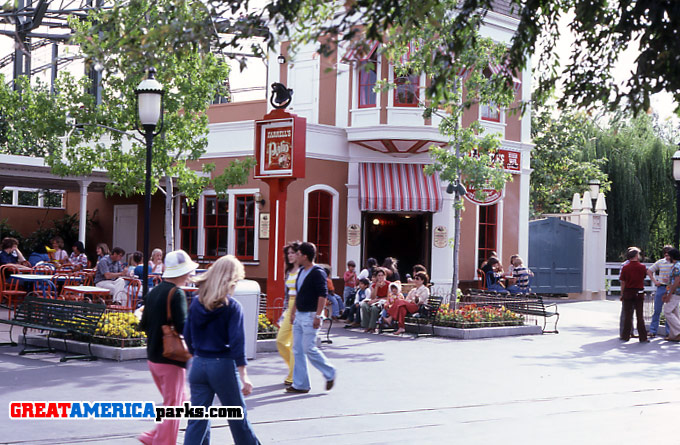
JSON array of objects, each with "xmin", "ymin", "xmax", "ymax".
[
  {"xmin": 466, "ymin": 290, "xmax": 560, "ymax": 333},
  {"xmin": 0, "ymin": 296, "xmax": 106, "ymax": 361},
  {"xmin": 404, "ymin": 295, "xmax": 444, "ymax": 337}
]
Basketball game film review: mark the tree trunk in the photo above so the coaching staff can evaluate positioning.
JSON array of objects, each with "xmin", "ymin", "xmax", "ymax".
[
  {"xmin": 451, "ymin": 193, "xmax": 461, "ymax": 302},
  {"xmin": 164, "ymin": 176, "xmax": 174, "ymax": 254}
]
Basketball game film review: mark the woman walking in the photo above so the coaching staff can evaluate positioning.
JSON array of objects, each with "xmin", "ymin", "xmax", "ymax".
[
  {"xmin": 184, "ymin": 255, "xmax": 259, "ymax": 445},
  {"xmin": 276, "ymin": 242, "xmax": 301, "ymax": 387},
  {"xmin": 138, "ymin": 249, "xmax": 197, "ymax": 445}
]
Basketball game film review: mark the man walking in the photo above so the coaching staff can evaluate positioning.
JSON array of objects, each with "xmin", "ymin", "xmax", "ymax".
[{"xmin": 286, "ymin": 242, "xmax": 336, "ymax": 394}]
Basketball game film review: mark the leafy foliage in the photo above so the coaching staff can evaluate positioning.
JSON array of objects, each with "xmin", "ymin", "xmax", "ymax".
[{"xmin": 530, "ymin": 105, "xmax": 609, "ymax": 216}]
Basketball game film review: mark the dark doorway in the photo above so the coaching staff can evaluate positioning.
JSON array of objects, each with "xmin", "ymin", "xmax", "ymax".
[{"xmin": 362, "ymin": 212, "xmax": 432, "ymax": 280}]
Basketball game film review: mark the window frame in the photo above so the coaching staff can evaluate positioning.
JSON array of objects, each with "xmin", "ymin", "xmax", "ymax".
[
  {"xmin": 357, "ymin": 51, "xmax": 378, "ymax": 109},
  {"xmin": 0, "ymin": 187, "xmax": 65, "ymax": 209},
  {"xmin": 306, "ymin": 190, "xmax": 333, "ymax": 267},
  {"xmin": 477, "ymin": 204, "xmax": 498, "ymax": 268},
  {"xmin": 234, "ymin": 194, "xmax": 256, "ymax": 261},
  {"xmin": 203, "ymin": 195, "xmax": 229, "ymax": 259},
  {"xmin": 393, "ymin": 70, "xmax": 420, "ymax": 107},
  {"xmin": 179, "ymin": 197, "xmax": 199, "ymax": 257}
]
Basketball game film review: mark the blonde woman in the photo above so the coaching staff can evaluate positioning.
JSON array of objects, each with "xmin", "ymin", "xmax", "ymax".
[
  {"xmin": 149, "ymin": 248, "xmax": 165, "ymax": 274},
  {"xmin": 276, "ymin": 241, "xmax": 301, "ymax": 387},
  {"xmin": 183, "ymin": 255, "xmax": 259, "ymax": 445}
]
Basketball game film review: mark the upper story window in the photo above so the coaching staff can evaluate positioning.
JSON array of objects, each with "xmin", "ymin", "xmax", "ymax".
[
  {"xmin": 481, "ymin": 102, "xmax": 501, "ymax": 122},
  {"xmin": 1, "ymin": 187, "xmax": 64, "ymax": 209},
  {"xmin": 394, "ymin": 71, "xmax": 420, "ymax": 107},
  {"xmin": 358, "ymin": 50, "xmax": 378, "ymax": 108}
]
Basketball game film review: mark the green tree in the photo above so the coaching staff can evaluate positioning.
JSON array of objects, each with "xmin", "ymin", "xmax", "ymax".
[
  {"xmin": 530, "ymin": 105, "xmax": 608, "ymax": 216},
  {"xmin": 0, "ymin": 0, "xmax": 255, "ymax": 254}
]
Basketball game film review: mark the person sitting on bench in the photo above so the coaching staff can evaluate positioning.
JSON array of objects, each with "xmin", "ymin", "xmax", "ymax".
[{"xmin": 383, "ymin": 272, "xmax": 431, "ymax": 335}]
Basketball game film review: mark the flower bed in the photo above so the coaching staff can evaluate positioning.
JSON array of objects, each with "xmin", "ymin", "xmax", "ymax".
[
  {"xmin": 436, "ymin": 304, "xmax": 524, "ymax": 329},
  {"xmin": 258, "ymin": 313, "xmax": 278, "ymax": 340},
  {"xmin": 56, "ymin": 311, "xmax": 146, "ymax": 348}
]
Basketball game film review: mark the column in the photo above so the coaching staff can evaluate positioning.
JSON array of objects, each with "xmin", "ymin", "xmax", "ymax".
[{"xmin": 78, "ymin": 180, "xmax": 91, "ymax": 246}]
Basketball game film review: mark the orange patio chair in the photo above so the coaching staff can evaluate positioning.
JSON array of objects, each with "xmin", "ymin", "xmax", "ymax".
[
  {"xmin": 0, "ymin": 264, "xmax": 27, "ymax": 319},
  {"xmin": 108, "ymin": 278, "xmax": 142, "ymax": 312}
]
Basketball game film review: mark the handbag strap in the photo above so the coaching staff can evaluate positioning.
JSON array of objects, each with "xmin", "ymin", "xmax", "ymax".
[{"xmin": 166, "ymin": 286, "xmax": 178, "ymax": 324}]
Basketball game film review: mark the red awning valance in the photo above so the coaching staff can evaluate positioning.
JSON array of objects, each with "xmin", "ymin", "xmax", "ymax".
[
  {"xmin": 359, "ymin": 163, "xmax": 443, "ymax": 212},
  {"xmin": 342, "ymin": 41, "xmax": 380, "ymax": 63}
]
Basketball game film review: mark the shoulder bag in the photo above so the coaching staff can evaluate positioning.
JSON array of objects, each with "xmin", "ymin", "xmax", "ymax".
[{"xmin": 162, "ymin": 287, "xmax": 192, "ymax": 362}]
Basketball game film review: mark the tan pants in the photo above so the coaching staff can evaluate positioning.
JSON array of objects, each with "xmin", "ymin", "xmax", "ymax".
[{"xmin": 276, "ymin": 297, "xmax": 295, "ymax": 383}]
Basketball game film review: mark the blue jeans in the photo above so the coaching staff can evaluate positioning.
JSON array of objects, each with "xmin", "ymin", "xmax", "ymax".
[
  {"xmin": 650, "ymin": 285, "xmax": 666, "ymax": 335},
  {"xmin": 292, "ymin": 311, "xmax": 336, "ymax": 391},
  {"xmin": 343, "ymin": 287, "xmax": 356, "ymax": 305},
  {"xmin": 327, "ymin": 293, "xmax": 345, "ymax": 317},
  {"xmin": 184, "ymin": 357, "xmax": 259, "ymax": 445}
]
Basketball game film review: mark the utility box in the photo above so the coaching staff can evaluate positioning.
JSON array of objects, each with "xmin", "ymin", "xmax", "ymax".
[{"xmin": 231, "ymin": 279, "xmax": 261, "ymax": 360}]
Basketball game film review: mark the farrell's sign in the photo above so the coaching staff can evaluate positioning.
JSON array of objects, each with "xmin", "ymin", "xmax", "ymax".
[
  {"xmin": 464, "ymin": 186, "xmax": 504, "ymax": 206},
  {"xmin": 254, "ymin": 110, "xmax": 306, "ymax": 178}
]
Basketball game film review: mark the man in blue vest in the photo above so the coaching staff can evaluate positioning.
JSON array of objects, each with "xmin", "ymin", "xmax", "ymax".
[{"xmin": 286, "ymin": 242, "xmax": 336, "ymax": 393}]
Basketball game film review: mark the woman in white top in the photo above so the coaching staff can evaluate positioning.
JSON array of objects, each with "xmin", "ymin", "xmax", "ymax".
[
  {"xmin": 148, "ymin": 248, "xmax": 165, "ymax": 274},
  {"xmin": 50, "ymin": 236, "xmax": 69, "ymax": 264},
  {"xmin": 276, "ymin": 241, "xmax": 301, "ymax": 386}
]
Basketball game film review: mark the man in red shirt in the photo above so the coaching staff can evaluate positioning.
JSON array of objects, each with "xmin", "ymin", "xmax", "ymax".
[{"xmin": 619, "ymin": 247, "xmax": 649, "ymax": 342}]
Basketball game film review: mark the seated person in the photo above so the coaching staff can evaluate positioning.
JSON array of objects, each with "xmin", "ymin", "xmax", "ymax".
[
  {"xmin": 379, "ymin": 281, "xmax": 404, "ymax": 327},
  {"xmin": 360, "ymin": 267, "xmax": 390, "ymax": 333},
  {"xmin": 344, "ymin": 277, "xmax": 371, "ymax": 328},
  {"xmin": 49, "ymin": 236, "xmax": 69, "ymax": 265},
  {"xmin": 322, "ymin": 264, "xmax": 344, "ymax": 320},
  {"xmin": 93, "ymin": 247, "xmax": 128, "ymax": 304},
  {"xmin": 68, "ymin": 241, "xmax": 88, "ymax": 270},
  {"xmin": 384, "ymin": 272, "xmax": 431, "ymax": 335},
  {"xmin": 407, "ymin": 264, "xmax": 428, "ymax": 283},
  {"xmin": 130, "ymin": 250, "xmax": 157, "ymax": 288},
  {"xmin": 485, "ymin": 258, "xmax": 507, "ymax": 292},
  {"xmin": 148, "ymin": 248, "xmax": 165, "ymax": 274},
  {"xmin": 507, "ymin": 256, "xmax": 534, "ymax": 294},
  {"xmin": 28, "ymin": 245, "xmax": 51, "ymax": 267},
  {"xmin": 0, "ymin": 237, "xmax": 30, "ymax": 267}
]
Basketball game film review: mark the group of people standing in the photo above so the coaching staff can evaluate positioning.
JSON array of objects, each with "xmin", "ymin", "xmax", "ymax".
[
  {"xmin": 620, "ymin": 245, "xmax": 680, "ymax": 343},
  {"xmin": 276, "ymin": 241, "xmax": 337, "ymax": 393},
  {"xmin": 138, "ymin": 250, "xmax": 260, "ymax": 445}
]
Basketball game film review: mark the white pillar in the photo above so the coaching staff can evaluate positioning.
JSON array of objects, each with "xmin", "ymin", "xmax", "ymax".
[
  {"xmin": 346, "ymin": 161, "xmax": 362, "ymax": 268},
  {"xmin": 569, "ymin": 192, "xmax": 608, "ymax": 300},
  {"xmin": 78, "ymin": 180, "xmax": 91, "ymax": 246},
  {"xmin": 431, "ymin": 190, "xmax": 455, "ymax": 289}
]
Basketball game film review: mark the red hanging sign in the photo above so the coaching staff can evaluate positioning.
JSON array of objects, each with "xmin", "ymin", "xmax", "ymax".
[{"xmin": 254, "ymin": 109, "xmax": 306, "ymax": 179}]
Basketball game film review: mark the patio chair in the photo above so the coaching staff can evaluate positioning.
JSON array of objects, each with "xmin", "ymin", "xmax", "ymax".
[
  {"xmin": 108, "ymin": 278, "xmax": 142, "ymax": 312},
  {"xmin": 0, "ymin": 264, "xmax": 27, "ymax": 319}
]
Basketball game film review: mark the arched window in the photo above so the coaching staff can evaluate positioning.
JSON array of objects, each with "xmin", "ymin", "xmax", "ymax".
[
  {"xmin": 478, "ymin": 204, "xmax": 498, "ymax": 266},
  {"xmin": 307, "ymin": 190, "xmax": 333, "ymax": 266}
]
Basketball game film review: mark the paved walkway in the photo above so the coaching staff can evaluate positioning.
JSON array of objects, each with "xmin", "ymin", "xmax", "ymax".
[{"xmin": 1, "ymin": 299, "xmax": 679, "ymax": 444}]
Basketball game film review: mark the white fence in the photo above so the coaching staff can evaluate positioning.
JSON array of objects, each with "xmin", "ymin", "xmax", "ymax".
[{"xmin": 605, "ymin": 262, "xmax": 656, "ymax": 296}]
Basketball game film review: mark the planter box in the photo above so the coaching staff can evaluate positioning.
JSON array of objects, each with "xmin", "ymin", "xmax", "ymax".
[
  {"xmin": 257, "ymin": 338, "xmax": 278, "ymax": 353},
  {"xmin": 405, "ymin": 323, "xmax": 542, "ymax": 339},
  {"xmin": 20, "ymin": 334, "xmax": 147, "ymax": 362}
]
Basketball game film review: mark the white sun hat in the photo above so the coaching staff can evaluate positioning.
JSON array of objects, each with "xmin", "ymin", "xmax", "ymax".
[{"xmin": 162, "ymin": 249, "xmax": 199, "ymax": 278}]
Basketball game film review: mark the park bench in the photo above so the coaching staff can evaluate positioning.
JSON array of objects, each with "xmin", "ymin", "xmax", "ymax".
[
  {"xmin": 0, "ymin": 295, "xmax": 106, "ymax": 361},
  {"xmin": 465, "ymin": 289, "xmax": 560, "ymax": 333},
  {"xmin": 404, "ymin": 295, "xmax": 444, "ymax": 337}
]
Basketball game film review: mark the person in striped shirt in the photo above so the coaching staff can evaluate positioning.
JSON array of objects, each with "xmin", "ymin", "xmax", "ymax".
[
  {"xmin": 646, "ymin": 245, "xmax": 675, "ymax": 338},
  {"xmin": 508, "ymin": 256, "xmax": 534, "ymax": 294},
  {"xmin": 276, "ymin": 241, "xmax": 301, "ymax": 387}
]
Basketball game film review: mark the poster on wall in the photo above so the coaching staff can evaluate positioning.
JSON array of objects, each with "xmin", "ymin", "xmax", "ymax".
[
  {"xmin": 347, "ymin": 224, "xmax": 361, "ymax": 246},
  {"xmin": 259, "ymin": 213, "xmax": 270, "ymax": 239},
  {"xmin": 433, "ymin": 226, "xmax": 448, "ymax": 248}
]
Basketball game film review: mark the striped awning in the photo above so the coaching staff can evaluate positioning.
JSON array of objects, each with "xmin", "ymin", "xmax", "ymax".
[{"xmin": 358, "ymin": 163, "xmax": 443, "ymax": 212}]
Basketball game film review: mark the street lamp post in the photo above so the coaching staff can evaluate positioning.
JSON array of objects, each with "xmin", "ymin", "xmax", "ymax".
[
  {"xmin": 672, "ymin": 148, "xmax": 680, "ymax": 247},
  {"xmin": 588, "ymin": 179, "xmax": 601, "ymax": 211},
  {"xmin": 135, "ymin": 67, "xmax": 164, "ymax": 297}
]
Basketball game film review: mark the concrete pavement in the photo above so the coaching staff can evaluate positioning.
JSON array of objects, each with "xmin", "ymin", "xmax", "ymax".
[{"xmin": 1, "ymin": 299, "xmax": 679, "ymax": 444}]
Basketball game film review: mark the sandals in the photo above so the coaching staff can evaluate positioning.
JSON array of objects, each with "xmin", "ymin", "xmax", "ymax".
[{"xmin": 393, "ymin": 328, "xmax": 406, "ymax": 335}]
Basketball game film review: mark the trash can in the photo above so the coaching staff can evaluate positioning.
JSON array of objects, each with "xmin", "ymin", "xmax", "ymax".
[{"xmin": 231, "ymin": 279, "xmax": 261, "ymax": 360}]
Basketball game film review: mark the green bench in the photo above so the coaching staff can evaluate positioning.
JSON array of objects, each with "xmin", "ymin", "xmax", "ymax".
[{"xmin": 0, "ymin": 296, "xmax": 106, "ymax": 361}]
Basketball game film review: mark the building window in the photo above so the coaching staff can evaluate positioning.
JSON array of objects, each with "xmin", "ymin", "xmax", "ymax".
[
  {"xmin": 394, "ymin": 71, "xmax": 420, "ymax": 107},
  {"xmin": 478, "ymin": 204, "xmax": 498, "ymax": 266},
  {"xmin": 43, "ymin": 190, "xmax": 63, "ymax": 208},
  {"xmin": 204, "ymin": 196, "xmax": 229, "ymax": 258},
  {"xmin": 180, "ymin": 198, "xmax": 199, "ymax": 256},
  {"xmin": 307, "ymin": 190, "xmax": 332, "ymax": 266},
  {"xmin": 1, "ymin": 190, "xmax": 12, "ymax": 205},
  {"xmin": 0, "ymin": 188, "xmax": 64, "ymax": 208},
  {"xmin": 358, "ymin": 52, "xmax": 378, "ymax": 108},
  {"xmin": 481, "ymin": 102, "xmax": 501, "ymax": 122},
  {"xmin": 235, "ymin": 195, "xmax": 255, "ymax": 260}
]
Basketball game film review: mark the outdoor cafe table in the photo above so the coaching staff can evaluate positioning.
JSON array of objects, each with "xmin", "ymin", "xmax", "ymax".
[{"xmin": 62, "ymin": 285, "xmax": 110, "ymax": 301}]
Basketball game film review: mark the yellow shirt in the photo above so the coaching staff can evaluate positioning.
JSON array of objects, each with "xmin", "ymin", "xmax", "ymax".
[{"xmin": 285, "ymin": 269, "xmax": 299, "ymax": 310}]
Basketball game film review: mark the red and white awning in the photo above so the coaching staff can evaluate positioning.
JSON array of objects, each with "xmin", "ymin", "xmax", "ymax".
[
  {"xmin": 342, "ymin": 41, "xmax": 380, "ymax": 63},
  {"xmin": 359, "ymin": 163, "xmax": 443, "ymax": 212}
]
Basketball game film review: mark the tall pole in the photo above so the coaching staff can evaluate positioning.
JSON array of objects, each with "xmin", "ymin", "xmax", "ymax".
[
  {"xmin": 676, "ymin": 180, "xmax": 680, "ymax": 248},
  {"xmin": 142, "ymin": 128, "xmax": 154, "ymax": 297}
]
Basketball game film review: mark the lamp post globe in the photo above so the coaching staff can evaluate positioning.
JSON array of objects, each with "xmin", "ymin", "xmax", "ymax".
[
  {"xmin": 135, "ymin": 67, "xmax": 164, "ymax": 297},
  {"xmin": 673, "ymin": 148, "xmax": 680, "ymax": 247}
]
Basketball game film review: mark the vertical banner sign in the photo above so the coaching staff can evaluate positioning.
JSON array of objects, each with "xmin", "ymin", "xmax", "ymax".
[{"xmin": 254, "ymin": 109, "xmax": 306, "ymax": 322}]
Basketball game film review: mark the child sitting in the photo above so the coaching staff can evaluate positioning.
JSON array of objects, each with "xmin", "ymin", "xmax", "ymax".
[
  {"xmin": 507, "ymin": 255, "xmax": 534, "ymax": 293},
  {"xmin": 344, "ymin": 278, "xmax": 371, "ymax": 328},
  {"xmin": 323, "ymin": 264, "xmax": 345, "ymax": 320},
  {"xmin": 379, "ymin": 282, "xmax": 404, "ymax": 329}
]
